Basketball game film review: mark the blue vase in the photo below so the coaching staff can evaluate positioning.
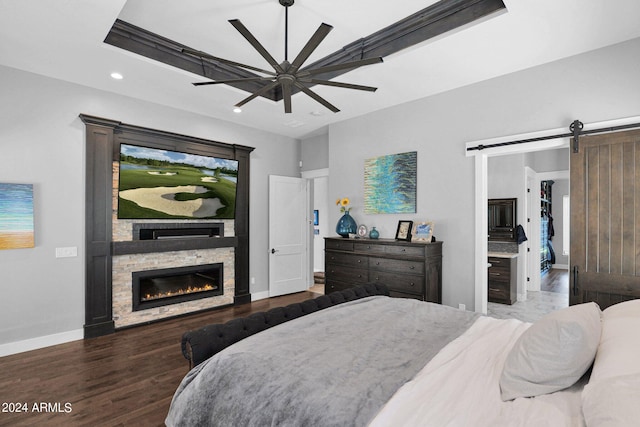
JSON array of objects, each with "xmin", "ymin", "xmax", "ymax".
[
  {"xmin": 369, "ymin": 227, "xmax": 379, "ymax": 239},
  {"xmin": 336, "ymin": 211, "xmax": 357, "ymax": 237}
]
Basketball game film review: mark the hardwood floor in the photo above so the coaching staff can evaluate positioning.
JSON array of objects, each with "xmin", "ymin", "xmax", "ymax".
[
  {"xmin": 0, "ymin": 289, "xmax": 322, "ymax": 427},
  {"xmin": 540, "ymin": 268, "xmax": 569, "ymax": 294}
]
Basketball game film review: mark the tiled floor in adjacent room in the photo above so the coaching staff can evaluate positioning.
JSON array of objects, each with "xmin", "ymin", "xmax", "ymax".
[{"xmin": 487, "ymin": 268, "xmax": 569, "ymax": 323}]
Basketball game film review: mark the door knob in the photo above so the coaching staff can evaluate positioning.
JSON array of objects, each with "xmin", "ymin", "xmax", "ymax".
[{"xmin": 271, "ymin": 248, "xmax": 278, "ymax": 254}]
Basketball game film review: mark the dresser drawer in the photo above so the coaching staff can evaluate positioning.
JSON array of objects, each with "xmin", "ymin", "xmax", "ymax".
[
  {"xmin": 325, "ymin": 266, "xmax": 369, "ymax": 284},
  {"xmin": 488, "ymin": 257, "xmax": 511, "ymax": 269},
  {"xmin": 353, "ymin": 242, "xmax": 386, "ymax": 254},
  {"xmin": 369, "ymin": 257, "xmax": 424, "ymax": 275},
  {"xmin": 324, "ymin": 281, "xmax": 353, "ymax": 294},
  {"xmin": 384, "ymin": 245, "xmax": 425, "ymax": 257},
  {"xmin": 388, "ymin": 290, "xmax": 424, "ymax": 301},
  {"xmin": 325, "ymin": 239, "xmax": 354, "ymax": 251},
  {"xmin": 488, "ymin": 281, "xmax": 510, "ymax": 302},
  {"xmin": 488, "ymin": 267, "xmax": 510, "ymax": 283},
  {"xmin": 370, "ymin": 271, "xmax": 423, "ymax": 295},
  {"xmin": 325, "ymin": 252, "xmax": 368, "ymax": 268}
]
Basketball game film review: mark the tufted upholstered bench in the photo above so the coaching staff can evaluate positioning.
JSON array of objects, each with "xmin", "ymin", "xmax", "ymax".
[{"xmin": 181, "ymin": 282, "xmax": 390, "ymax": 369}]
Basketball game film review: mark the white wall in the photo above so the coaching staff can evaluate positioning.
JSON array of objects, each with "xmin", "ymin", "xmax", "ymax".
[
  {"xmin": 301, "ymin": 133, "xmax": 329, "ymax": 172},
  {"xmin": 301, "ymin": 134, "xmax": 330, "ymax": 273},
  {"xmin": 0, "ymin": 65, "xmax": 300, "ymax": 351},
  {"xmin": 326, "ymin": 37, "xmax": 640, "ymax": 309}
]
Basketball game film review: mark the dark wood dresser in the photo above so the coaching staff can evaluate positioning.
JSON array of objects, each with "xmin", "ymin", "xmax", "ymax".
[
  {"xmin": 324, "ymin": 237, "xmax": 442, "ymax": 303},
  {"xmin": 487, "ymin": 254, "xmax": 517, "ymax": 304}
]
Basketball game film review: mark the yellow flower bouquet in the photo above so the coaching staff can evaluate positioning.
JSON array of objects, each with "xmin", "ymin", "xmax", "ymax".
[{"xmin": 336, "ymin": 197, "xmax": 351, "ymax": 213}]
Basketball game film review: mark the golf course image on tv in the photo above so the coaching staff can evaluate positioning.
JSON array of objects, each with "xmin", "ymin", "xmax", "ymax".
[{"xmin": 118, "ymin": 144, "xmax": 239, "ymax": 219}]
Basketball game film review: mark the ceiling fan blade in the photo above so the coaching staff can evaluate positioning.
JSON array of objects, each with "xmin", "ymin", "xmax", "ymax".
[
  {"xmin": 281, "ymin": 81, "xmax": 293, "ymax": 114},
  {"xmin": 192, "ymin": 77, "xmax": 274, "ymax": 86},
  {"xmin": 289, "ymin": 23, "xmax": 333, "ymax": 73},
  {"xmin": 235, "ymin": 80, "xmax": 281, "ymax": 108},
  {"xmin": 229, "ymin": 19, "xmax": 284, "ymax": 73},
  {"xmin": 304, "ymin": 79, "xmax": 378, "ymax": 92},
  {"xmin": 294, "ymin": 82, "xmax": 340, "ymax": 113},
  {"xmin": 302, "ymin": 57, "xmax": 383, "ymax": 77},
  {"xmin": 182, "ymin": 48, "xmax": 276, "ymax": 76}
]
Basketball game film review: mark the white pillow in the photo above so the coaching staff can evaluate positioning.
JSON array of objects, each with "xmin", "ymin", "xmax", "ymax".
[
  {"xmin": 499, "ymin": 302, "xmax": 602, "ymax": 401},
  {"xmin": 582, "ymin": 373, "xmax": 640, "ymax": 427},
  {"xmin": 589, "ymin": 299, "xmax": 640, "ymax": 383},
  {"xmin": 582, "ymin": 299, "xmax": 640, "ymax": 426}
]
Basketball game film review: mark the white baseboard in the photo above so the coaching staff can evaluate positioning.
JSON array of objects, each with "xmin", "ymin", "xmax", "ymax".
[
  {"xmin": 251, "ymin": 290, "xmax": 270, "ymax": 301},
  {"xmin": 0, "ymin": 329, "xmax": 84, "ymax": 357}
]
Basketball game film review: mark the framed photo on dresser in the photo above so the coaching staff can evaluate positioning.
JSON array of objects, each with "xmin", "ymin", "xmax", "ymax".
[
  {"xmin": 395, "ymin": 220, "xmax": 413, "ymax": 241},
  {"xmin": 413, "ymin": 221, "xmax": 434, "ymax": 242}
]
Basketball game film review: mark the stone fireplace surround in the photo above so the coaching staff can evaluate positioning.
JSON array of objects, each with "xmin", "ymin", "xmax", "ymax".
[
  {"xmin": 81, "ymin": 114, "xmax": 254, "ymax": 338},
  {"xmin": 111, "ymin": 218, "xmax": 235, "ymax": 328}
]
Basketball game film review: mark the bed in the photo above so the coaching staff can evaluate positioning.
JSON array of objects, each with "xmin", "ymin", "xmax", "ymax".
[{"xmin": 166, "ymin": 283, "xmax": 640, "ymax": 426}]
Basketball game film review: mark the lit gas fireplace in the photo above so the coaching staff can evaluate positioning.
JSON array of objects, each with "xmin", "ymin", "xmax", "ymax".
[{"xmin": 132, "ymin": 263, "xmax": 223, "ymax": 311}]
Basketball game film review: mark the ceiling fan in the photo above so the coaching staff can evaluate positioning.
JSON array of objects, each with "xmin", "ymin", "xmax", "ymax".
[{"xmin": 182, "ymin": 0, "xmax": 383, "ymax": 114}]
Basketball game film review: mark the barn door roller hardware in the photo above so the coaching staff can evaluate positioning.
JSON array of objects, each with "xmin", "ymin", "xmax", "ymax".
[
  {"xmin": 467, "ymin": 119, "xmax": 640, "ymax": 153},
  {"xmin": 570, "ymin": 120, "xmax": 583, "ymax": 153}
]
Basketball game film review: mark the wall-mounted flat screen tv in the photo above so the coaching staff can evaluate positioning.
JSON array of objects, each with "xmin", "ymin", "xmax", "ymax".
[{"xmin": 117, "ymin": 144, "xmax": 239, "ymax": 220}]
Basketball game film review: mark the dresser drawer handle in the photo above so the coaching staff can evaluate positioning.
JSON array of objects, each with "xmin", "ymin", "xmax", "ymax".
[
  {"xmin": 410, "ymin": 282, "xmax": 415, "ymax": 287},
  {"xmin": 376, "ymin": 261, "xmax": 380, "ymax": 265},
  {"xmin": 409, "ymin": 266, "xmax": 415, "ymax": 270},
  {"xmin": 357, "ymin": 259, "xmax": 361, "ymax": 263},
  {"xmin": 489, "ymin": 273, "xmax": 501, "ymax": 276},
  {"xmin": 489, "ymin": 287, "xmax": 501, "ymax": 292},
  {"xmin": 401, "ymin": 248, "xmax": 406, "ymax": 252}
]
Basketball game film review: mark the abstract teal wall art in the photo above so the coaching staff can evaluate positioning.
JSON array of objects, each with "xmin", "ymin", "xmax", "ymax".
[
  {"xmin": 0, "ymin": 183, "xmax": 35, "ymax": 249},
  {"xmin": 364, "ymin": 151, "xmax": 417, "ymax": 214}
]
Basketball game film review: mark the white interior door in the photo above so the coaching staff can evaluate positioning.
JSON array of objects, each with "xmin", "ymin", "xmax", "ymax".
[{"xmin": 269, "ymin": 175, "xmax": 310, "ymax": 297}]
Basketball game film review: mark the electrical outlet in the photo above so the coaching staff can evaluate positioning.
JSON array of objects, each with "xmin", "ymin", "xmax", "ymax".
[
  {"xmin": 55, "ymin": 246, "xmax": 78, "ymax": 258},
  {"xmin": 458, "ymin": 303, "xmax": 466, "ymax": 311}
]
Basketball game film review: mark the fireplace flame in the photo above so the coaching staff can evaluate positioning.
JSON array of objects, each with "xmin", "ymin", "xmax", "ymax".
[{"xmin": 142, "ymin": 283, "xmax": 217, "ymax": 301}]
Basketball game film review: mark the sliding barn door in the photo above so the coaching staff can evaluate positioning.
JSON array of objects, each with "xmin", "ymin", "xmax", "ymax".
[{"xmin": 570, "ymin": 129, "xmax": 640, "ymax": 308}]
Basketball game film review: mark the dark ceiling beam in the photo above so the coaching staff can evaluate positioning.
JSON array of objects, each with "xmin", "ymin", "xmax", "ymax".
[
  {"xmin": 104, "ymin": 0, "xmax": 505, "ymax": 102},
  {"xmin": 104, "ymin": 19, "xmax": 278, "ymax": 100},
  {"xmin": 300, "ymin": 0, "xmax": 506, "ymax": 80}
]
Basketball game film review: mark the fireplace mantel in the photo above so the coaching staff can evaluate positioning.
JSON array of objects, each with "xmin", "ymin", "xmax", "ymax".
[
  {"xmin": 112, "ymin": 236, "xmax": 237, "ymax": 256},
  {"xmin": 80, "ymin": 114, "xmax": 254, "ymax": 338}
]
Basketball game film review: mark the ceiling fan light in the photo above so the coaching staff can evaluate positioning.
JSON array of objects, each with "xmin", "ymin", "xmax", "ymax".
[
  {"xmin": 110, "ymin": 72, "xmax": 124, "ymax": 80},
  {"xmin": 233, "ymin": 107, "xmax": 242, "ymax": 113}
]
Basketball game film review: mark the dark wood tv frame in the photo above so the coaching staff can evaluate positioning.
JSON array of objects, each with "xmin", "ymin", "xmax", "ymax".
[{"xmin": 80, "ymin": 114, "xmax": 254, "ymax": 338}]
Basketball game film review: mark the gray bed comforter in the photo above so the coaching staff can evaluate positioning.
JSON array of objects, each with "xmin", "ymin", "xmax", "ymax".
[{"xmin": 165, "ymin": 296, "xmax": 480, "ymax": 427}]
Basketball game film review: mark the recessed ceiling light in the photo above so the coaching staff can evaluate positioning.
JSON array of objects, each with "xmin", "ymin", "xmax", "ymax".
[
  {"xmin": 233, "ymin": 107, "xmax": 242, "ymax": 113},
  {"xmin": 110, "ymin": 72, "xmax": 124, "ymax": 80},
  {"xmin": 283, "ymin": 120, "xmax": 305, "ymax": 128}
]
